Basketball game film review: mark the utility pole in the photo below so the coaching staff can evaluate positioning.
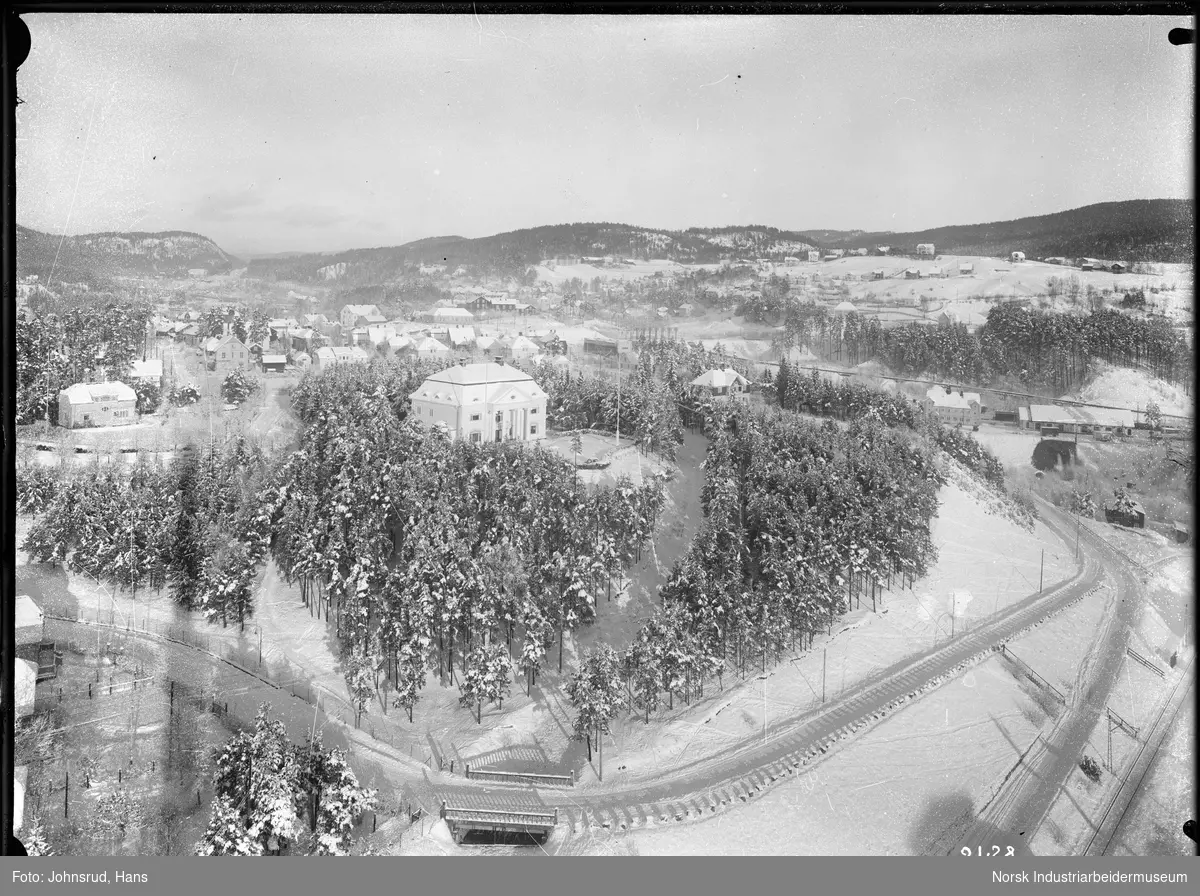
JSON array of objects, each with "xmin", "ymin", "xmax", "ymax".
[{"xmin": 822, "ymin": 648, "xmax": 827, "ymax": 704}]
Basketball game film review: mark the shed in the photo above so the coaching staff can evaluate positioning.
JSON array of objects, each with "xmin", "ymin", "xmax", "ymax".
[
  {"xmin": 260, "ymin": 354, "xmax": 287, "ymax": 373},
  {"xmin": 1172, "ymin": 522, "xmax": 1189, "ymax": 544}
]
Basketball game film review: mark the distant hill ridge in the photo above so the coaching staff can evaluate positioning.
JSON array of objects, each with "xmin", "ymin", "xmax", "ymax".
[
  {"xmin": 803, "ymin": 199, "xmax": 1193, "ymax": 262},
  {"xmin": 17, "ymin": 198, "xmax": 1191, "ymax": 286},
  {"xmin": 16, "ymin": 224, "xmax": 240, "ymax": 285}
]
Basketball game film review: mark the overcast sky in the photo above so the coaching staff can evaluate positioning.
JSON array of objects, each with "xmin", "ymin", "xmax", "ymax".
[{"xmin": 17, "ymin": 14, "xmax": 1194, "ymax": 257}]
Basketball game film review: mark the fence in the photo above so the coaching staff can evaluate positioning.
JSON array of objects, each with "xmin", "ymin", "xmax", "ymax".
[
  {"xmin": 41, "ymin": 610, "xmax": 443, "ymax": 770},
  {"xmin": 463, "ymin": 767, "xmax": 574, "ymax": 788},
  {"xmin": 999, "ymin": 643, "xmax": 1066, "ymax": 705}
]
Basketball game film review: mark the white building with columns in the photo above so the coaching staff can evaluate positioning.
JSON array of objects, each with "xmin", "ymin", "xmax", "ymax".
[{"xmin": 408, "ymin": 360, "xmax": 548, "ymax": 444}]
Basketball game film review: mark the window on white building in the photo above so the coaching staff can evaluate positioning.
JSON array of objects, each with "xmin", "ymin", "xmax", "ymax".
[
  {"xmin": 531, "ymin": 407, "xmax": 539, "ymax": 415},
  {"xmin": 470, "ymin": 432, "xmax": 481, "ymax": 444},
  {"xmin": 530, "ymin": 424, "xmax": 538, "ymax": 435},
  {"xmin": 470, "ymin": 413, "xmax": 481, "ymax": 421}
]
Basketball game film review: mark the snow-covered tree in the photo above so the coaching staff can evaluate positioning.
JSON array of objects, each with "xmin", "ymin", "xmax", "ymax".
[
  {"xmin": 566, "ymin": 644, "xmax": 628, "ymax": 761},
  {"xmin": 221, "ymin": 369, "xmax": 258, "ymax": 405},
  {"xmin": 458, "ymin": 643, "xmax": 512, "ymax": 723}
]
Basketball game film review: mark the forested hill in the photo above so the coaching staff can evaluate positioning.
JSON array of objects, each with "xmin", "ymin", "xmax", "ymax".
[
  {"xmin": 244, "ymin": 224, "xmax": 820, "ymax": 282},
  {"xmin": 16, "ymin": 225, "xmax": 241, "ymax": 285},
  {"xmin": 804, "ymin": 199, "xmax": 1193, "ymax": 263}
]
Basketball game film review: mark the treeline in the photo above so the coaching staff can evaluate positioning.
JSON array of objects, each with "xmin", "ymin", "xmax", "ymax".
[
  {"xmin": 778, "ymin": 300, "xmax": 1192, "ymax": 391},
  {"xmin": 21, "ymin": 438, "xmax": 271, "ymax": 628},
  {"xmin": 773, "ymin": 360, "xmax": 1017, "ymax": 502}
]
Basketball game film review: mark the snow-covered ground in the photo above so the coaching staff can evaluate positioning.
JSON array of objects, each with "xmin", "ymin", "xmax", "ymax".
[
  {"xmin": 597, "ymin": 655, "xmax": 1044, "ymax": 855},
  {"xmin": 1107, "ymin": 692, "xmax": 1195, "ymax": 856},
  {"xmin": 1065, "ymin": 362, "xmax": 1193, "ymax": 419}
]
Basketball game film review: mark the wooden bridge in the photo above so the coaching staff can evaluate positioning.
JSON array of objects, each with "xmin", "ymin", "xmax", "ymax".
[{"xmin": 440, "ymin": 802, "xmax": 558, "ymax": 845}]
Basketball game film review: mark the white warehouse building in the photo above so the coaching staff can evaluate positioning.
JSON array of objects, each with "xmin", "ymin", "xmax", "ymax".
[{"xmin": 409, "ymin": 360, "xmax": 548, "ymax": 444}]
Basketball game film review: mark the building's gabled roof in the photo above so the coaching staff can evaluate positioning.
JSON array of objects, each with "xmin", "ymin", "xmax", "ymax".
[
  {"xmin": 475, "ymin": 335, "xmax": 498, "ymax": 351},
  {"xmin": 410, "ymin": 361, "xmax": 548, "ymax": 408},
  {"xmin": 213, "ymin": 334, "xmax": 248, "ymax": 353},
  {"xmin": 446, "ymin": 326, "xmax": 476, "ymax": 347},
  {"xmin": 367, "ymin": 325, "xmax": 397, "ymax": 344},
  {"xmin": 509, "ymin": 335, "xmax": 539, "ymax": 353},
  {"xmin": 129, "ymin": 359, "xmax": 163, "ymax": 379},
  {"xmin": 926, "ymin": 387, "xmax": 980, "ymax": 410},
  {"xmin": 832, "ymin": 301, "xmax": 858, "ymax": 313},
  {"xmin": 261, "ymin": 354, "xmax": 287, "ymax": 364},
  {"xmin": 388, "ymin": 334, "xmax": 414, "ymax": 350},
  {"xmin": 204, "ymin": 336, "xmax": 222, "ymax": 353},
  {"xmin": 61, "ymin": 381, "xmax": 137, "ymax": 405},
  {"xmin": 415, "ymin": 336, "xmax": 450, "ymax": 353},
  {"xmin": 433, "ymin": 306, "xmax": 474, "ymax": 319},
  {"xmin": 16, "ymin": 594, "xmax": 43, "ymax": 630},
  {"xmin": 341, "ymin": 304, "xmax": 379, "ymax": 318},
  {"xmin": 316, "ymin": 346, "xmax": 369, "ymax": 364},
  {"xmin": 691, "ymin": 368, "xmax": 750, "ymax": 390},
  {"xmin": 1027, "ymin": 404, "xmax": 1075, "ymax": 425},
  {"xmin": 290, "ymin": 327, "xmax": 315, "ymax": 340}
]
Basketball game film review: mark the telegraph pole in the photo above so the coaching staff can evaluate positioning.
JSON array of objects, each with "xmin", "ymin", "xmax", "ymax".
[{"xmin": 822, "ymin": 649, "xmax": 827, "ymax": 704}]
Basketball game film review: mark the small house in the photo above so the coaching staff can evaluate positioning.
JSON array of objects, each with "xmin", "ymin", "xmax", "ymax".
[
  {"xmin": 807, "ymin": 250, "xmax": 820, "ymax": 262},
  {"xmin": 57, "ymin": 381, "xmax": 137, "ymax": 428},
  {"xmin": 690, "ymin": 368, "xmax": 750, "ymax": 402},
  {"xmin": 508, "ymin": 335, "xmax": 540, "ymax": 362},
  {"xmin": 260, "ymin": 354, "xmax": 287, "ymax": 373},
  {"xmin": 876, "ymin": 246, "xmax": 891, "ymax": 256},
  {"xmin": 922, "ymin": 386, "xmax": 982, "ymax": 427},
  {"xmin": 871, "ymin": 269, "xmax": 885, "ymax": 280},
  {"xmin": 1172, "ymin": 522, "xmax": 1189, "ymax": 544},
  {"xmin": 958, "ymin": 262, "xmax": 974, "ymax": 275},
  {"xmin": 1104, "ymin": 501, "xmax": 1146, "ymax": 529},
  {"xmin": 905, "ymin": 268, "xmax": 921, "ymax": 279},
  {"xmin": 415, "ymin": 336, "xmax": 451, "ymax": 360},
  {"xmin": 339, "ymin": 304, "xmax": 383, "ymax": 329},
  {"xmin": 1011, "ymin": 251, "xmax": 1026, "ymax": 263},
  {"xmin": 128, "ymin": 358, "xmax": 164, "ymax": 388},
  {"xmin": 210, "ymin": 334, "xmax": 251, "ymax": 374},
  {"xmin": 1110, "ymin": 262, "xmax": 1127, "ymax": 274},
  {"xmin": 916, "ymin": 243, "xmax": 936, "ymax": 258},
  {"xmin": 832, "ymin": 301, "xmax": 858, "ymax": 315},
  {"xmin": 313, "ymin": 345, "xmax": 370, "ymax": 372}
]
